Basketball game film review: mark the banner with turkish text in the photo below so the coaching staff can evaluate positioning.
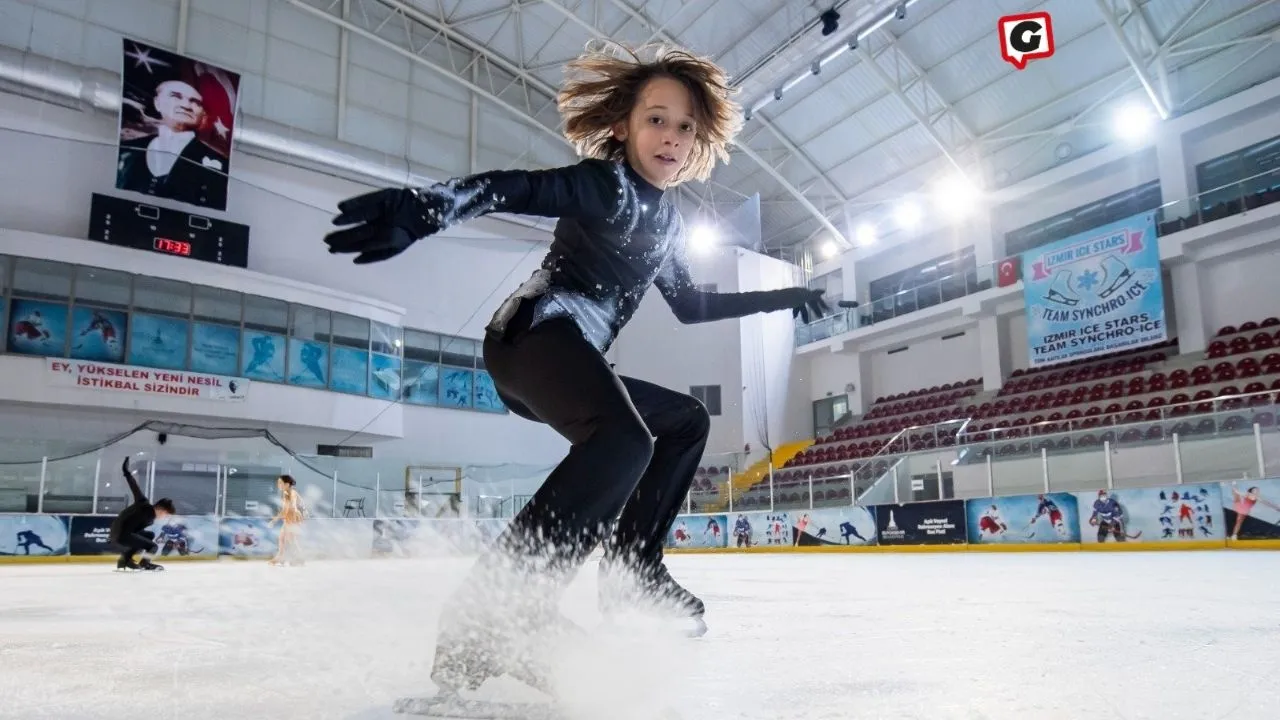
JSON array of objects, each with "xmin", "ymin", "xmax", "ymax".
[{"xmin": 46, "ymin": 357, "xmax": 248, "ymax": 401}]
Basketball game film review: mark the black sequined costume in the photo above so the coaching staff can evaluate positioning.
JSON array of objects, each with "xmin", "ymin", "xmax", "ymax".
[{"xmin": 324, "ymin": 157, "xmax": 823, "ymax": 691}]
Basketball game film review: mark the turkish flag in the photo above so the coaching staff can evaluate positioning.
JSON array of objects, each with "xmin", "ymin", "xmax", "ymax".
[{"xmin": 997, "ymin": 256, "xmax": 1021, "ymax": 287}]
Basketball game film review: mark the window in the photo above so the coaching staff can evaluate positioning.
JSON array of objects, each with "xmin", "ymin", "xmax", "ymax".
[
  {"xmin": 193, "ymin": 286, "xmax": 242, "ymax": 324},
  {"xmin": 243, "ymin": 295, "xmax": 287, "ymax": 334},
  {"xmin": 13, "ymin": 258, "xmax": 73, "ymax": 301},
  {"xmin": 287, "ymin": 306, "xmax": 331, "ymax": 388},
  {"xmin": 1196, "ymin": 134, "xmax": 1280, "ymax": 210},
  {"xmin": 441, "ymin": 336, "xmax": 476, "ymax": 368},
  {"xmin": 330, "ymin": 313, "xmax": 370, "ymax": 394},
  {"xmin": 132, "ymin": 276, "xmax": 192, "ymax": 317},
  {"xmin": 73, "ymin": 267, "xmax": 131, "ymax": 309},
  {"xmin": 1002, "ymin": 180, "xmax": 1162, "ymax": 257},
  {"xmin": 813, "ymin": 395, "xmax": 849, "ymax": 438},
  {"xmin": 690, "ymin": 385, "xmax": 721, "ymax": 416},
  {"xmin": 371, "ymin": 321, "xmax": 403, "ymax": 356}
]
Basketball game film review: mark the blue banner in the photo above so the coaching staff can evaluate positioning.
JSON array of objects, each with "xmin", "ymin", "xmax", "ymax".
[
  {"xmin": 70, "ymin": 307, "xmax": 127, "ymax": 363},
  {"xmin": 402, "ymin": 361, "xmax": 440, "ymax": 405},
  {"xmin": 128, "ymin": 313, "xmax": 190, "ymax": 370},
  {"xmin": 287, "ymin": 338, "xmax": 328, "ymax": 387},
  {"xmin": 191, "ymin": 322, "xmax": 240, "ymax": 376},
  {"xmin": 330, "ymin": 346, "xmax": 369, "ymax": 395},
  {"xmin": 966, "ymin": 493, "xmax": 1081, "ymax": 544},
  {"xmin": 369, "ymin": 352, "xmax": 402, "ymax": 400},
  {"xmin": 218, "ymin": 517, "xmax": 279, "ymax": 557},
  {"xmin": 1022, "ymin": 211, "xmax": 1167, "ymax": 367},
  {"xmin": 1074, "ymin": 485, "xmax": 1224, "ymax": 544},
  {"xmin": 8, "ymin": 300, "xmax": 68, "ymax": 357},
  {"xmin": 666, "ymin": 514, "xmax": 728, "ymax": 549},
  {"xmin": 441, "ymin": 367, "xmax": 473, "ymax": 408},
  {"xmin": 0, "ymin": 514, "xmax": 70, "ymax": 556},
  {"xmin": 241, "ymin": 331, "xmax": 284, "ymax": 381}
]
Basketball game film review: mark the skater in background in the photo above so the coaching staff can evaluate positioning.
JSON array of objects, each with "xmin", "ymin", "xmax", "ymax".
[
  {"xmin": 268, "ymin": 474, "xmax": 305, "ymax": 566},
  {"xmin": 978, "ymin": 504, "xmax": 1007, "ymax": 537},
  {"xmin": 323, "ymin": 40, "xmax": 828, "ymax": 695},
  {"xmin": 703, "ymin": 516, "xmax": 721, "ymax": 544},
  {"xmin": 1029, "ymin": 494, "xmax": 1068, "ymax": 539},
  {"xmin": 15, "ymin": 529, "xmax": 53, "ymax": 555},
  {"xmin": 1089, "ymin": 489, "xmax": 1138, "ymax": 543},
  {"xmin": 109, "ymin": 457, "xmax": 174, "ymax": 571},
  {"xmin": 1228, "ymin": 483, "xmax": 1280, "ymax": 540},
  {"xmin": 733, "ymin": 514, "xmax": 752, "ymax": 548},
  {"xmin": 838, "ymin": 520, "xmax": 866, "ymax": 544}
]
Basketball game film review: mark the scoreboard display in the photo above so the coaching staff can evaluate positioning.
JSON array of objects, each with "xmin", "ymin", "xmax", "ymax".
[{"xmin": 87, "ymin": 193, "xmax": 250, "ymax": 268}]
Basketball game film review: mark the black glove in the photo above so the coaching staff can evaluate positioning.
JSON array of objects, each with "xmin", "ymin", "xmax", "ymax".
[
  {"xmin": 323, "ymin": 187, "xmax": 443, "ymax": 264},
  {"xmin": 779, "ymin": 287, "xmax": 830, "ymax": 323},
  {"xmin": 121, "ymin": 457, "xmax": 133, "ymax": 479}
]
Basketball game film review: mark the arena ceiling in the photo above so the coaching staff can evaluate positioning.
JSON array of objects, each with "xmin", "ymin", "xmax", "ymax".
[{"xmin": 286, "ymin": 0, "xmax": 1279, "ymax": 254}]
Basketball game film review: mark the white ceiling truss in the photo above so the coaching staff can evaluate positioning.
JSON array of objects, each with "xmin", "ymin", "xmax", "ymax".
[{"xmin": 281, "ymin": 0, "xmax": 1279, "ymax": 251}]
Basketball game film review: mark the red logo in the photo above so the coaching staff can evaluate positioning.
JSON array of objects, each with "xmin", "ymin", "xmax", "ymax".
[
  {"xmin": 997, "ymin": 257, "xmax": 1021, "ymax": 287},
  {"xmin": 999, "ymin": 12, "xmax": 1054, "ymax": 70}
]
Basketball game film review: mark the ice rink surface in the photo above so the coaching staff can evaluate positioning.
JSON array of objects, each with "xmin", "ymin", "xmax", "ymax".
[{"xmin": 2, "ymin": 550, "xmax": 1279, "ymax": 720}]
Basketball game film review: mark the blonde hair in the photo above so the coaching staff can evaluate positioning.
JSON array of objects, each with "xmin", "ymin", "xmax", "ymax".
[{"xmin": 557, "ymin": 42, "xmax": 742, "ymax": 185}]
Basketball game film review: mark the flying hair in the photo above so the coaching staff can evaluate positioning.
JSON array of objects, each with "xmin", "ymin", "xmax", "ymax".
[{"xmin": 556, "ymin": 40, "xmax": 742, "ymax": 185}]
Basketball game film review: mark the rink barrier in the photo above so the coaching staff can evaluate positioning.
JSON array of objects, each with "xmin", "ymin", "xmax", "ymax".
[{"xmin": 3, "ymin": 478, "xmax": 1280, "ymax": 564}]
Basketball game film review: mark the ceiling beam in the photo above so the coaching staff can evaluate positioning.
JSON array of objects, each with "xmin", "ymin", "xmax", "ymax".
[{"xmin": 1092, "ymin": 0, "xmax": 1171, "ymax": 118}]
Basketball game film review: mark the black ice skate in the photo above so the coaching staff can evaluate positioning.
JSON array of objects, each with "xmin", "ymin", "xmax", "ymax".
[
  {"xmin": 116, "ymin": 557, "xmax": 141, "ymax": 571},
  {"xmin": 138, "ymin": 558, "xmax": 165, "ymax": 571},
  {"xmin": 429, "ymin": 602, "xmax": 582, "ymax": 698},
  {"xmin": 598, "ymin": 559, "xmax": 707, "ymax": 637}
]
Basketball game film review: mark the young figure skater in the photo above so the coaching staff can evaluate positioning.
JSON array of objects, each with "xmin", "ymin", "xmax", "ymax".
[
  {"xmin": 268, "ymin": 474, "xmax": 305, "ymax": 565},
  {"xmin": 325, "ymin": 43, "xmax": 829, "ymax": 695},
  {"xmin": 109, "ymin": 457, "xmax": 174, "ymax": 571}
]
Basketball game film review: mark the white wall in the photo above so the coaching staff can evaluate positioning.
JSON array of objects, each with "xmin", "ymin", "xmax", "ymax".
[
  {"xmin": 0, "ymin": 91, "xmax": 553, "ymax": 339},
  {"xmin": 0, "ymin": 89, "xmax": 570, "ymax": 467},
  {"xmin": 611, "ymin": 245, "xmax": 745, "ymax": 456},
  {"xmin": 1199, "ymin": 251, "xmax": 1280, "ymax": 332},
  {"xmin": 1184, "ymin": 94, "xmax": 1280, "ymax": 167},
  {"xmin": 868, "ymin": 330, "xmax": 982, "ymax": 400}
]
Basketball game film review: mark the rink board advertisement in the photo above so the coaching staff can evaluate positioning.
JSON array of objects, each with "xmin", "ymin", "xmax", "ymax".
[
  {"xmin": 791, "ymin": 507, "xmax": 877, "ymax": 546},
  {"xmin": 0, "ymin": 514, "xmax": 70, "ymax": 556},
  {"xmin": 68, "ymin": 516, "xmax": 120, "ymax": 555},
  {"xmin": 876, "ymin": 500, "xmax": 967, "ymax": 545},
  {"xmin": 218, "ymin": 517, "xmax": 279, "ymax": 557},
  {"xmin": 667, "ymin": 514, "xmax": 728, "ymax": 549},
  {"xmin": 1074, "ymin": 485, "xmax": 1224, "ymax": 544},
  {"xmin": 966, "ymin": 493, "xmax": 1081, "ymax": 544},
  {"xmin": 1220, "ymin": 478, "xmax": 1280, "ymax": 540},
  {"xmin": 725, "ymin": 512, "xmax": 791, "ymax": 548},
  {"xmin": 148, "ymin": 516, "xmax": 219, "ymax": 558},
  {"xmin": 1022, "ymin": 211, "xmax": 1167, "ymax": 367}
]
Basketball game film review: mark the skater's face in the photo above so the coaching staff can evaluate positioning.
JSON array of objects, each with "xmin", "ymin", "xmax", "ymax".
[
  {"xmin": 155, "ymin": 507, "xmax": 171, "ymax": 520},
  {"xmin": 612, "ymin": 76, "xmax": 696, "ymax": 189}
]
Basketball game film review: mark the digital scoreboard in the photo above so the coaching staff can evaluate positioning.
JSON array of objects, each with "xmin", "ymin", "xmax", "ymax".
[{"xmin": 87, "ymin": 193, "xmax": 250, "ymax": 268}]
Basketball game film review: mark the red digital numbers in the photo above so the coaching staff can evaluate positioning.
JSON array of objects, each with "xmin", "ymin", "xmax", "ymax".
[{"xmin": 153, "ymin": 237, "xmax": 192, "ymax": 256}]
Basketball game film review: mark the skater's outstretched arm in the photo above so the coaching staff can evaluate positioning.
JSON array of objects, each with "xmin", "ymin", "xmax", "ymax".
[
  {"xmin": 324, "ymin": 160, "xmax": 624, "ymax": 264},
  {"xmin": 121, "ymin": 457, "xmax": 146, "ymax": 504},
  {"xmin": 653, "ymin": 231, "xmax": 830, "ymax": 324}
]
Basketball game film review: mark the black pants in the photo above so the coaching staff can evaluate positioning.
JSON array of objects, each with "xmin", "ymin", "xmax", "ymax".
[
  {"xmin": 462, "ymin": 302, "xmax": 710, "ymax": 606},
  {"xmin": 115, "ymin": 529, "xmax": 156, "ymax": 565}
]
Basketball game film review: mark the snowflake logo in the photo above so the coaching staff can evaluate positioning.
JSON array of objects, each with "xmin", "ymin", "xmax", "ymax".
[{"xmin": 1075, "ymin": 269, "xmax": 1099, "ymax": 292}]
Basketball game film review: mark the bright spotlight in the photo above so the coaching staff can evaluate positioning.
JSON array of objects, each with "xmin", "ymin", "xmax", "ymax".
[
  {"xmin": 689, "ymin": 224, "xmax": 718, "ymax": 253},
  {"xmin": 821, "ymin": 239, "xmax": 839, "ymax": 258},
  {"xmin": 856, "ymin": 223, "xmax": 876, "ymax": 246},
  {"xmin": 935, "ymin": 175, "xmax": 979, "ymax": 219},
  {"xmin": 1113, "ymin": 102, "xmax": 1155, "ymax": 143},
  {"xmin": 894, "ymin": 201, "xmax": 921, "ymax": 230}
]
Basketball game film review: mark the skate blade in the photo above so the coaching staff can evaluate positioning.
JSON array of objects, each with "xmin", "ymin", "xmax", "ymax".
[{"xmin": 393, "ymin": 696, "xmax": 563, "ymax": 719}]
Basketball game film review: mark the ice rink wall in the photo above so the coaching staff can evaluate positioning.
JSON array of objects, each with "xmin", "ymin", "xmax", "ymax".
[{"xmin": 4, "ymin": 478, "xmax": 1280, "ymax": 563}]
